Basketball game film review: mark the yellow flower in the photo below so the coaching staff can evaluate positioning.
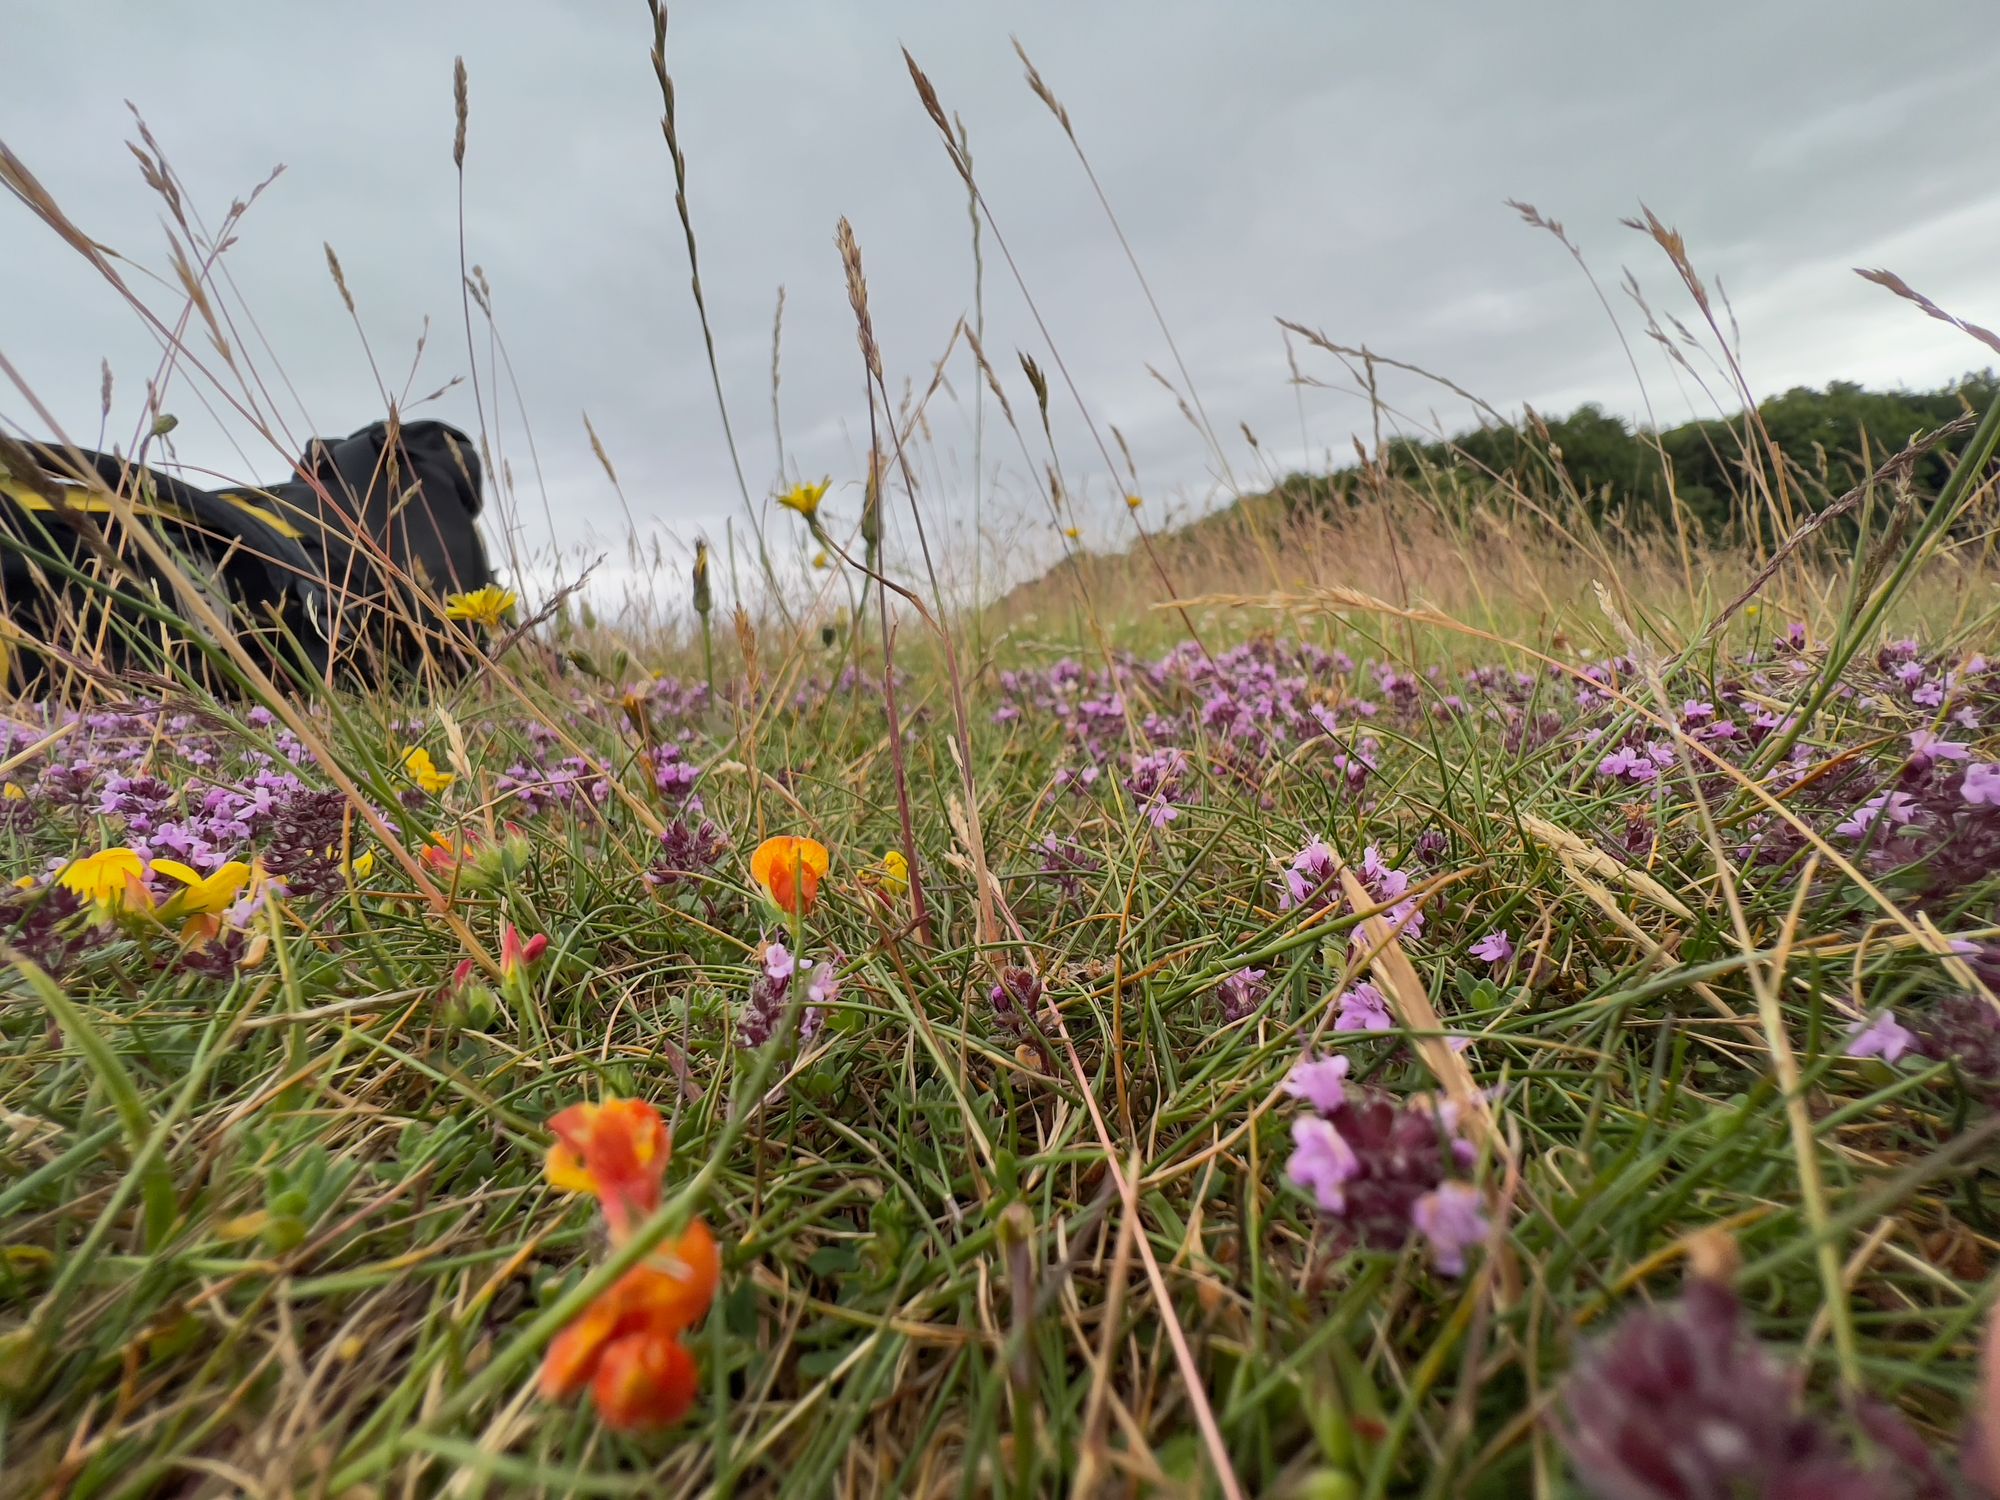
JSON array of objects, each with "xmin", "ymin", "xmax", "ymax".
[
  {"xmin": 858, "ymin": 848, "xmax": 909, "ymax": 900},
  {"xmin": 350, "ymin": 849, "xmax": 376, "ymax": 880},
  {"xmin": 444, "ymin": 585, "xmax": 518, "ymax": 630},
  {"xmin": 776, "ymin": 479, "xmax": 830, "ymax": 522},
  {"xmin": 812, "ymin": 550, "xmax": 830, "ymax": 570},
  {"xmin": 403, "ymin": 747, "xmax": 456, "ymax": 796},
  {"xmin": 2, "ymin": 783, "xmax": 23, "ymax": 801},
  {"xmin": 1062, "ymin": 527, "xmax": 1080, "ymax": 541},
  {"xmin": 1124, "ymin": 494, "xmax": 1143, "ymax": 510},
  {"xmin": 151, "ymin": 859, "xmax": 252, "ymax": 922},
  {"xmin": 56, "ymin": 847, "xmax": 153, "ymax": 910}
]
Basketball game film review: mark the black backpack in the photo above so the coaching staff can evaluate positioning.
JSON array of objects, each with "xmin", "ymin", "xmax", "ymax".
[
  {"xmin": 232, "ymin": 419, "xmax": 495, "ymax": 676},
  {"xmin": 0, "ymin": 419, "xmax": 494, "ymax": 693}
]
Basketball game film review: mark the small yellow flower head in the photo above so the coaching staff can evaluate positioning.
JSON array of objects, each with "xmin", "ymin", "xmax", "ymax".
[
  {"xmin": 812, "ymin": 550, "xmax": 830, "ymax": 571},
  {"xmin": 349, "ymin": 849, "xmax": 376, "ymax": 881},
  {"xmin": 152, "ymin": 859, "xmax": 252, "ymax": 922},
  {"xmin": 2, "ymin": 783, "xmax": 23, "ymax": 801},
  {"xmin": 444, "ymin": 585, "xmax": 519, "ymax": 630},
  {"xmin": 858, "ymin": 848, "xmax": 910, "ymax": 900},
  {"xmin": 1124, "ymin": 493, "xmax": 1143, "ymax": 510},
  {"xmin": 57, "ymin": 847, "xmax": 153, "ymax": 910},
  {"xmin": 1062, "ymin": 527, "xmax": 1080, "ymax": 541},
  {"xmin": 776, "ymin": 479, "xmax": 831, "ymax": 523},
  {"xmin": 403, "ymin": 746, "xmax": 456, "ymax": 796}
]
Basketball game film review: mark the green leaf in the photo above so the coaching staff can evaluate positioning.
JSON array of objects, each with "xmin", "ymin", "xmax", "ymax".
[{"xmin": 11, "ymin": 954, "xmax": 177, "ymax": 1249}]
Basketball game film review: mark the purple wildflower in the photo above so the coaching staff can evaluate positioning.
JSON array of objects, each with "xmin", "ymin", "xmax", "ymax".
[
  {"xmin": 1354, "ymin": 845, "xmax": 1427, "ymax": 945},
  {"xmin": 1287, "ymin": 1116, "xmax": 1359, "ymax": 1213},
  {"xmin": 1556, "ymin": 1277, "xmax": 1948, "ymax": 1500},
  {"xmin": 1913, "ymin": 994, "xmax": 2000, "ymax": 1094},
  {"xmin": 989, "ymin": 965, "xmax": 1043, "ymax": 1035},
  {"xmin": 805, "ymin": 959, "xmax": 842, "ymax": 1008},
  {"xmin": 1280, "ymin": 837, "xmax": 1340, "ymax": 911},
  {"xmin": 1283, "ymin": 1052, "xmax": 1350, "ymax": 1113},
  {"xmin": 1411, "ymin": 1182, "xmax": 1488, "ymax": 1275},
  {"xmin": 739, "ymin": 972, "xmax": 786, "ymax": 1048},
  {"xmin": 1908, "ymin": 730, "xmax": 1971, "ymax": 765},
  {"xmin": 648, "ymin": 743, "xmax": 702, "ymax": 801},
  {"xmin": 1034, "ymin": 836, "xmax": 1103, "ymax": 904},
  {"xmin": 647, "ymin": 815, "xmax": 728, "ymax": 893},
  {"xmin": 1335, "ymin": 982, "xmax": 1393, "ymax": 1032},
  {"xmin": 1844, "ymin": 1009, "xmax": 1915, "ymax": 1064},
  {"xmin": 1125, "ymin": 747, "xmax": 1192, "ymax": 829},
  {"xmin": 763, "ymin": 940, "xmax": 796, "ymax": 984},
  {"xmin": 1963, "ymin": 763, "xmax": 2000, "ymax": 807},
  {"xmin": 1834, "ymin": 790, "xmax": 1917, "ymax": 840},
  {"xmin": 1286, "ymin": 1076, "xmax": 1481, "ymax": 1267},
  {"xmin": 1597, "ymin": 745, "xmax": 1658, "ymax": 784},
  {"xmin": 1215, "ymin": 966, "xmax": 1269, "ymax": 1022},
  {"xmin": 1470, "ymin": 931, "xmax": 1515, "ymax": 966}
]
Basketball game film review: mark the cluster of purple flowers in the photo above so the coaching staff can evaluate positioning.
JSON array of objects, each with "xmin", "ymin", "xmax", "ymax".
[
  {"xmin": 1214, "ymin": 966, "xmax": 1269, "ymax": 1022},
  {"xmin": 994, "ymin": 640, "xmax": 1394, "ymax": 795},
  {"xmin": 1282, "ymin": 1052, "xmax": 1488, "ymax": 1275},
  {"xmin": 1032, "ymin": 835, "xmax": 1102, "ymax": 905},
  {"xmin": 0, "ymin": 701, "xmax": 404, "ymax": 972},
  {"xmin": 645, "ymin": 815, "xmax": 729, "ymax": 897},
  {"xmin": 1125, "ymin": 747, "xmax": 1193, "ymax": 828},
  {"xmin": 1279, "ymin": 839, "xmax": 1428, "ymax": 948},
  {"xmin": 739, "ymin": 939, "xmax": 842, "ymax": 1048},
  {"xmin": 1557, "ymin": 1274, "xmax": 1964, "ymax": 1500},
  {"xmin": 988, "ymin": 965, "xmax": 1045, "ymax": 1037}
]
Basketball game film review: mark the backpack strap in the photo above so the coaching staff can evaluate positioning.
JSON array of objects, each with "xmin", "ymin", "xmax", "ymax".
[{"xmin": 7, "ymin": 443, "xmax": 332, "ymax": 667}]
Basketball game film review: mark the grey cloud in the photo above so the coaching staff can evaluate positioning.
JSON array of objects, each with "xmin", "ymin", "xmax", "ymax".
[{"xmin": 5, "ymin": 0, "xmax": 1998, "ymax": 604}]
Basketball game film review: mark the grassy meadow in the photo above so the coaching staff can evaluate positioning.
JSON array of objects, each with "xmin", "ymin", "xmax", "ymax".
[{"xmin": 5, "ymin": 29, "xmax": 2000, "ymax": 1500}]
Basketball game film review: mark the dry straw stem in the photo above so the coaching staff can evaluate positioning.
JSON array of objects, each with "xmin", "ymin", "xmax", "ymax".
[
  {"xmin": 901, "ymin": 47, "xmax": 1213, "ymax": 662},
  {"xmin": 834, "ymin": 215, "xmax": 998, "ymax": 957},
  {"xmin": 1624, "ymin": 205, "xmax": 1800, "ymax": 553},
  {"xmin": 643, "ymin": 1, "xmax": 786, "ymax": 623},
  {"xmin": 1328, "ymin": 841, "xmax": 1495, "ymax": 1139},
  {"xmin": 1856, "ymin": 266, "xmax": 2000, "ymax": 361},
  {"xmin": 1517, "ymin": 813, "xmax": 1694, "ymax": 922},
  {"xmin": 1032, "ymin": 960, "xmax": 1246, "ymax": 1500},
  {"xmin": 1698, "ymin": 407, "xmax": 1982, "ymax": 649},
  {"xmin": 1011, "ymin": 37, "xmax": 1242, "ymax": 497}
]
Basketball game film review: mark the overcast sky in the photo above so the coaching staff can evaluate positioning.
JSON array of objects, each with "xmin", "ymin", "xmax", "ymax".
[{"xmin": 5, "ymin": 1, "xmax": 1999, "ymax": 606}]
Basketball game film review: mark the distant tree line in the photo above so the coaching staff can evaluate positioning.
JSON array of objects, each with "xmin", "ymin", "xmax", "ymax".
[{"xmin": 1272, "ymin": 371, "xmax": 1998, "ymax": 540}]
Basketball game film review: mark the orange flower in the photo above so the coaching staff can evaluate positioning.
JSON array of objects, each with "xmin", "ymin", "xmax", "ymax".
[
  {"xmin": 421, "ymin": 829, "xmax": 478, "ymax": 873},
  {"xmin": 539, "ymin": 1220, "xmax": 720, "ymax": 1400},
  {"xmin": 749, "ymin": 836, "xmax": 830, "ymax": 916},
  {"xmin": 546, "ymin": 1098, "xmax": 670, "ymax": 1242},
  {"xmin": 590, "ymin": 1329, "xmax": 700, "ymax": 1433},
  {"xmin": 538, "ymin": 1103, "xmax": 720, "ymax": 1437}
]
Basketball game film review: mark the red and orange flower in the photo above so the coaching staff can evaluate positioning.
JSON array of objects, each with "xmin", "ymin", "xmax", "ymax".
[
  {"xmin": 501, "ymin": 923, "xmax": 548, "ymax": 983},
  {"xmin": 545, "ymin": 1097, "xmax": 670, "ymax": 1242},
  {"xmin": 749, "ymin": 835, "xmax": 830, "ymax": 917},
  {"xmin": 539, "ymin": 1097, "xmax": 719, "ymax": 1435}
]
